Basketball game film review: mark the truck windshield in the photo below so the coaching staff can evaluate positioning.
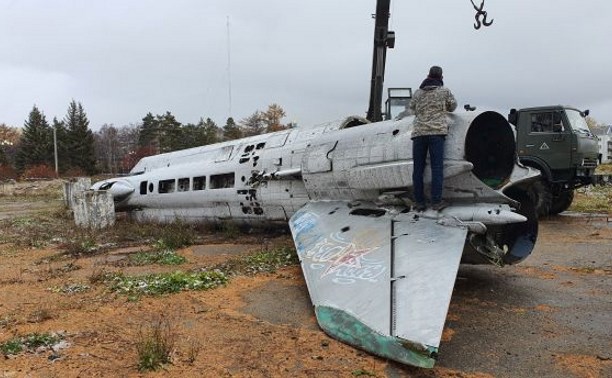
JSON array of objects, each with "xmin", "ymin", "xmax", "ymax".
[{"xmin": 565, "ymin": 110, "xmax": 591, "ymax": 134}]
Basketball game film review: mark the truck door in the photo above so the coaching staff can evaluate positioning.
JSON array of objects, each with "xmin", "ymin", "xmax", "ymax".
[{"xmin": 521, "ymin": 111, "xmax": 571, "ymax": 172}]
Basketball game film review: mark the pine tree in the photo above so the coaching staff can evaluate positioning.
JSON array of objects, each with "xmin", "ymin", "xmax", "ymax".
[
  {"xmin": 15, "ymin": 106, "xmax": 53, "ymax": 172},
  {"xmin": 156, "ymin": 112, "xmax": 182, "ymax": 152},
  {"xmin": 240, "ymin": 111, "xmax": 265, "ymax": 137},
  {"xmin": 63, "ymin": 100, "xmax": 96, "ymax": 174},
  {"xmin": 201, "ymin": 118, "xmax": 220, "ymax": 145},
  {"xmin": 180, "ymin": 118, "xmax": 219, "ymax": 149},
  {"xmin": 222, "ymin": 117, "xmax": 242, "ymax": 141},
  {"xmin": 138, "ymin": 112, "xmax": 159, "ymax": 152}
]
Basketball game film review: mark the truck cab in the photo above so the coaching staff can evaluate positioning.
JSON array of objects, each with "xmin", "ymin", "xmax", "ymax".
[{"xmin": 508, "ymin": 106, "xmax": 599, "ymax": 215}]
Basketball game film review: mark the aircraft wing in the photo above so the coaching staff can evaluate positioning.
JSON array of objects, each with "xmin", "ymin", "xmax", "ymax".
[{"xmin": 289, "ymin": 201, "xmax": 467, "ymax": 368}]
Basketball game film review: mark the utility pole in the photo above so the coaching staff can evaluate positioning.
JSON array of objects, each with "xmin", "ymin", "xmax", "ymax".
[{"xmin": 53, "ymin": 125, "xmax": 59, "ymax": 176}]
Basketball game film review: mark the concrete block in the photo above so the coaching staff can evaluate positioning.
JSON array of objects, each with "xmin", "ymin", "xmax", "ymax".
[
  {"xmin": 73, "ymin": 190, "xmax": 115, "ymax": 229},
  {"xmin": 63, "ymin": 177, "xmax": 92, "ymax": 209}
]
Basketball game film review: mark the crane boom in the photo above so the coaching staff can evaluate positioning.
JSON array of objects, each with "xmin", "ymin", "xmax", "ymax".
[{"xmin": 366, "ymin": 0, "xmax": 395, "ymax": 122}]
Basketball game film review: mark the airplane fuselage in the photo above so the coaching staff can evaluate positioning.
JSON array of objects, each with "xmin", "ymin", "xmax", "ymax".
[{"xmin": 97, "ymin": 111, "xmax": 532, "ymax": 228}]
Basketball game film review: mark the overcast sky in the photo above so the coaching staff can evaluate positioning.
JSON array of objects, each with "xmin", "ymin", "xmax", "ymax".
[{"xmin": 1, "ymin": 0, "xmax": 611, "ymax": 130}]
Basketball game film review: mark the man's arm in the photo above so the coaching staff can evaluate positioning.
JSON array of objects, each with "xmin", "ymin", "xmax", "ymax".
[
  {"xmin": 409, "ymin": 94, "xmax": 417, "ymax": 113},
  {"xmin": 446, "ymin": 90, "xmax": 458, "ymax": 112}
]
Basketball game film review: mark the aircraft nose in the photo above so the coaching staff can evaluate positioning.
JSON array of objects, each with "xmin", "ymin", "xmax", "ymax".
[{"xmin": 108, "ymin": 181, "xmax": 134, "ymax": 199}]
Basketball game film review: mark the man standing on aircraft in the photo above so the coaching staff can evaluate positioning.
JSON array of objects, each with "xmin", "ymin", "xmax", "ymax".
[{"xmin": 409, "ymin": 65, "xmax": 457, "ymax": 212}]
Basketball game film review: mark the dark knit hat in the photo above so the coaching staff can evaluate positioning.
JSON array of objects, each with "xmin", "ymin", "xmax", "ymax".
[{"xmin": 428, "ymin": 66, "xmax": 443, "ymax": 79}]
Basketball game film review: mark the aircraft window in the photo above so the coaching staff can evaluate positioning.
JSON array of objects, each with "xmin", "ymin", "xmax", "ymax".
[
  {"xmin": 148, "ymin": 183, "xmax": 154, "ymax": 193},
  {"xmin": 244, "ymin": 145, "xmax": 254, "ymax": 153},
  {"xmin": 193, "ymin": 176, "xmax": 206, "ymax": 191},
  {"xmin": 210, "ymin": 173, "xmax": 235, "ymax": 189},
  {"xmin": 140, "ymin": 181, "xmax": 147, "ymax": 195},
  {"xmin": 214, "ymin": 145, "xmax": 234, "ymax": 163},
  {"xmin": 158, "ymin": 179, "xmax": 176, "ymax": 194},
  {"xmin": 178, "ymin": 178, "xmax": 190, "ymax": 192},
  {"xmin": 256, "ymin": 142, "xmax": 266, "ymax": 150}
]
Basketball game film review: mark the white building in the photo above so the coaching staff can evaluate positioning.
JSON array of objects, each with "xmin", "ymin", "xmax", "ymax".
[{"xmin": 594, "ymin": 125, "xmax": 612, "ymax": 163}]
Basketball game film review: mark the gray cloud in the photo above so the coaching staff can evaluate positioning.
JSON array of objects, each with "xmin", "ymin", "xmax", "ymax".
[{"xmin": 1, "ymin": 0, "xmax": 610, "ymax": 129}]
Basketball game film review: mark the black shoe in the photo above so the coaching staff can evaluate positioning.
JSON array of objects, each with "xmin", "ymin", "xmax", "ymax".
[
  {"xmin": 414, "ymin": 203, "xmax": 426, "ymax": 212},
  {"xmin": 431, "ymin": 200, "xmax": 448, "ymax": 211}
]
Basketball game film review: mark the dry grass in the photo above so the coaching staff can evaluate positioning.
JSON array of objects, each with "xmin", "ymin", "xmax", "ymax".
[
  {"xmin": 570, "ymin": 186, "xmax": 612, "ymax": 213},
  {"xmin": 595, "ymin": 163, "xmax": 612, "ymax": 174},
  {"xmin": 0, "ymin": 179, "xmax": 64, "ymax": 199}
]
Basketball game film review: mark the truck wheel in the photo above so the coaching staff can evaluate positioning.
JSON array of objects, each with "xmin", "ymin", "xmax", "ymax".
[
  {"xmin": 549, "ymin": 190, "xmax": 574, "ymax": 215},
  {"xmin": 528, "ymin": 179, "xmax": 552, "ymax": 217}
]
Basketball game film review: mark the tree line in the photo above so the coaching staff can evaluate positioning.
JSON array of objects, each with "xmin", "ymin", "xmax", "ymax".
[{"xmin": 0, "ymin": 102, "xmax": 292, "ymax": 180}]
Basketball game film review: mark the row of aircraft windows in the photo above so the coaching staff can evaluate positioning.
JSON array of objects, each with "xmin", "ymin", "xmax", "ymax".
[{"xmin": 139, "ymin": 173, "xmax": 235, "ymax": 195}]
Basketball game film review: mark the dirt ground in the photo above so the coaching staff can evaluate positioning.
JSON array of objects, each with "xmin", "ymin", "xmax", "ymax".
[{"xmin": 0, "ymin": 197, "xmax": 610, "ymax": 377}]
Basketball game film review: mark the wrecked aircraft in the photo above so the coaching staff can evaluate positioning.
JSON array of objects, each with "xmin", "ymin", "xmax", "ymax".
[{"xmin": 92, "ymin": 111, "xmax": 539, "ymax": 368}]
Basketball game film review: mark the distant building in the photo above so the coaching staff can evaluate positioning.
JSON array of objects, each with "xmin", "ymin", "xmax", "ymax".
[{"xmin": 593, "ymin": 125, "xmax": 612, "ymax": 163}]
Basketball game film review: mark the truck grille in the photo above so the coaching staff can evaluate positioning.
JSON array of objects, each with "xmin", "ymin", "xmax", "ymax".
[{"xmin": 581, "ymin": 157, "xmax": 598, "ymax": 168}]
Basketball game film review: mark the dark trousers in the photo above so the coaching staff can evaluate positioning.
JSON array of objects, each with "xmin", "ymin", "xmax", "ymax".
[{"xmin": 412, "ymin": 135, "xmax": 445, "ymax": 205}]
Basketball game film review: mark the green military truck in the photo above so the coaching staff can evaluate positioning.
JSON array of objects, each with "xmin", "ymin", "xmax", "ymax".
[{"xmin": 508, "ymin": 106, "xmax": 600, "ymax": 216}]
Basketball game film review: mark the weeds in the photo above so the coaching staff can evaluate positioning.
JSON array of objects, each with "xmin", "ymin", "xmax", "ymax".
[
  {"xmin": 61, "ymin": 231, "xmax": 99, "ymax": 256},
  {"xmin": 109, "ymin": 270, "xmax": 228, "ymax": 296},
  {"xmin": 0, "ymin": 339, "xmax": 22, "ymax": 355},
  {"xmin": 219, "ymin": 220, "xmax": 239, "ymax": 239},
  {"xmin": 185, "ymin": 337, "xmax": 201, "ymax": 364},
  {"xmin": 48, "ymin": 283, "xmax": 91, "ymax": 294},
  {"xmin": 352, "ymin": 369, "xmax": 376, "ymax": 377},
  {"xmin": 28, "ymin": 307, "xmax": 54, "ymax": 323},
  {"xmin": 104, "ymin": 246, "xmax": 295, "ymax": 298},
  {"xmin": 0, "ymin": 332, "xmax": 62, "ymax": 356},
  {"xmin": 129, "ymin": 250, "xmax": 186, "ymax": 266},
  {"xmin": 0, "ymin": 314, "xmax": 17, "ymax": 329},
  {"xmin": 136, "ymin": 316, "xmax": 176, "ymax": 371},
  {"xmin": 153, "ymin": 222, "xmax": 197, "ymax": 251},
  {"xmin": 88, "ymin": 266, "xmax": 108, "ymax": 284},
  {"xmin": 215, "ymin": 245, "xmax": 299, "ymax": 276}
]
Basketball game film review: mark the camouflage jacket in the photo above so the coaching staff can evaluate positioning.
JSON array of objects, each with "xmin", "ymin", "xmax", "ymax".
[{"xmin": 409, "ymin": 86, "xmax": 457, "ymax": 138}]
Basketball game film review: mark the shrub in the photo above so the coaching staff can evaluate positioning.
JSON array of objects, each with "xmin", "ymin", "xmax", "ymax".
[
  {"xmin": 0, "ymin": 164, "xmax": 17, "ymax": 180},
  {"xmin": 22, "ymin": 164, "xmax": 56, "ymax": 179},
  {"xmin": 62, "ymin": 167, "xmax": 87, "ymax": 178}
]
